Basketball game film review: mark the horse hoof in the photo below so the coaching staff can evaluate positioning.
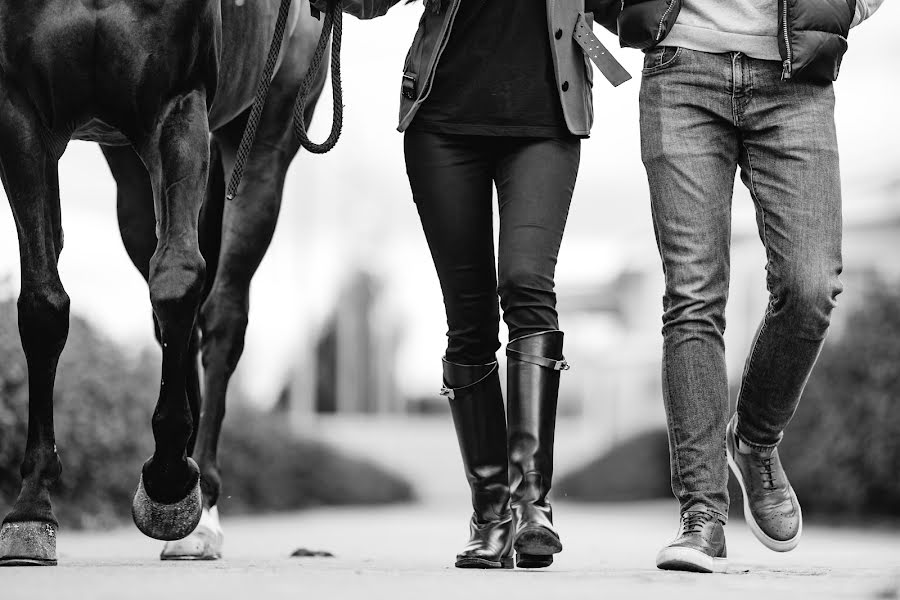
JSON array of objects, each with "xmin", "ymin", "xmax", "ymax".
[
  {"xmin": 132, "ymin": 458, "xmax": 203, "ymax": 541},
  {"xmin": 160, "ymin": 506, "xmax": 224, "ymax": 560},
  {"xmin": 0, "ymin": 521, "xmax": 58, "ymax": 566}
]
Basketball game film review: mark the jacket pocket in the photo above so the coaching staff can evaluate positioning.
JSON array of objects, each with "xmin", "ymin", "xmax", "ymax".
[
  {"xmin": 619, "ymin": 0, "xmax": 683, "ymax": 50},
  {"xmin": 641, "ymin": 46, "xmax": 681, "ymax": 75}
]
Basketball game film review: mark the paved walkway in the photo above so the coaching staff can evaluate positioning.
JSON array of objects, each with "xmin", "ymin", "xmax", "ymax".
[{"xmin": 3, "ymin": 502, "xmax": 898, "ymax": 600}]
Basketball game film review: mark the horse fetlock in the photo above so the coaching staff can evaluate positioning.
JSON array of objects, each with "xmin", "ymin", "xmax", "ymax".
[
  {"xmin": 6, "ymin": 477, "xmax": 58, "ymax": 526},
  {"xmin": 141, "ymin": 455, "xmax": 200, "ymax": 505},
  {"xmin": 151, "ymin": 405, "xmax": 194, "ymax": 454},
  {"xmin": 198, "ymin": 462, "xmax": 222, "ymax": 507},
  {"xmin": 19, "ymin": 450, "xmax": 63, "ymax": 487}
]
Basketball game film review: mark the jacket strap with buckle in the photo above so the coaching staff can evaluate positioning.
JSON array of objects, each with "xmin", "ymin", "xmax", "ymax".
[{"xmin": 573, "ymin": 13, "xmax": 631, "ymax": 87}]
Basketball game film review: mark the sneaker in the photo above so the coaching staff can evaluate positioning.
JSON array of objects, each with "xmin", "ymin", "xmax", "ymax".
[
  {"xmin": 656, "ymin": 507, "xmax": 727, "ymax": 573},
  {"xmin": 726, "ymin": 414, "xmax": 802, "ymax": 552}
]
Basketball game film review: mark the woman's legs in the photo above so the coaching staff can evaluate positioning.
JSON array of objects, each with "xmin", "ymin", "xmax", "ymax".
[
  {"xmin": 404, "ymin": 130, "xmax": 501, "ymax": 364},
  {"xmin": 495, "ymin": 136, "xmax": 580, "ymax": 568},
  {"xmin": 404, "ymin": 130, "xmax": 512, "ymax": 568},
  {"xmin": 496, "ymin": 136, "xmax": 579, "ymax": 340}
]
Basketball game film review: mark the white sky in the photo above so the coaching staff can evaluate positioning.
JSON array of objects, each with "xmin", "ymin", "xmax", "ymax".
[{"xmin": 1, "ymin": 2, "xmax": 897, "ymax": 403}]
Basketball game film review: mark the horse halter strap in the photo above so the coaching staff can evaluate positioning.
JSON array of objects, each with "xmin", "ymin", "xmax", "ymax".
[{"xmin": 226, "ymin": 0, "xmax": 344, "ymax": 201}]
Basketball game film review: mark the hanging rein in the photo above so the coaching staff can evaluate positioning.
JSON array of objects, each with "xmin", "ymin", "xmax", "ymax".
[{"xmin": 226, "ymin": 0, "xmax": 343, "ymax": 201}]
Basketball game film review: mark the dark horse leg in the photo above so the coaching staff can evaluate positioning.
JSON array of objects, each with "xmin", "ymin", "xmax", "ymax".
[
  {"xmin": 128, "ymin": 90, "xmax": 210, "ymax": 541},
  {"xmin": 102, "ymin": 142, "xmax": 222, "ymax": 460},
  {"xmin": 159, "ymin": 61, "xmax": 325, "ymax": 560},
  {"xmin": 0, "ymin": 91, "xmax": 67, "ymax": 566},
  {"xmin": 105, "ymin": 140, "xmax": 224, "ymax": 558}
]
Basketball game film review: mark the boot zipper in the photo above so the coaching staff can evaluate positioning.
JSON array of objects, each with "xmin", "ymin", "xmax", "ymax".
[
  {"xmin": 656, "ymin": 0, "xmax": 677, "ymax": 41},
  {"xmin": 781, "ymin": 0, "xmax": 792, "ymax": 80}
]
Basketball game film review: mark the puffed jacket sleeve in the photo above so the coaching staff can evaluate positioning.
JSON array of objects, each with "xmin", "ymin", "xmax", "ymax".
[
  {"xmin": 851, "ymin": 0, "xmax": 885, "ymax": 27},
  {"xmin": 584, "ymin": 0, "xmax": 621, "ymax": 34},
  {"xmin": 310, "ymin": 0, "xmax": 403, "ymax": 20}
]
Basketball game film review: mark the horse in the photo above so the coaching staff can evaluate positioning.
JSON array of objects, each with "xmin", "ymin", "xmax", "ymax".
[{"xmin": 0, "ymin": 0, "xmax": 327, "ymax": 565}]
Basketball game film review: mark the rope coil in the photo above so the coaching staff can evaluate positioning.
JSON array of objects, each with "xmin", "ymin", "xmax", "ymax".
[{"xmin": 226, "ymin": 0, "xmax": 344, "ymax": 201}]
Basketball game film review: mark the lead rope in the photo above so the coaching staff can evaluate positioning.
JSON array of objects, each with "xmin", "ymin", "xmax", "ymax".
[
  {"xmin": 292, "ymin": 3, "xmax": 343, "ymax": 153},
  {"xmin": 226, "ymin": 0, "xmax": 343, "ymax": 201}
]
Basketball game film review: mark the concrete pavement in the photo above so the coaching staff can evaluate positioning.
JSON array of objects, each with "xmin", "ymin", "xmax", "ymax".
[{"xmin": 2, "ymin": 501, "xmax": 897, "ymax": 600}]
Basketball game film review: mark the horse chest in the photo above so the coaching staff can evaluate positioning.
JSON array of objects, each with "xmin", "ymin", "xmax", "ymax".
[{"xmin": 1, "ymin": 0, "xmax": 216, "ymax": 137}]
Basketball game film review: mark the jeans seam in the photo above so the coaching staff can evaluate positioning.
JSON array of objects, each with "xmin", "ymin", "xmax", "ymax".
[
  {"xmin": 662, "ymin": 351, "xmax": 687, "ymax": 503},
  {"xmin": 730, "ymin": 54, "xmax": 738, "ymax": 126},
  {"xmin": 741, "ymin": 140, "xmax": 774, "ymax": 294},
  {"xmin": 735, "ymin": 140, "xmax": 779, "ymax": 446}
]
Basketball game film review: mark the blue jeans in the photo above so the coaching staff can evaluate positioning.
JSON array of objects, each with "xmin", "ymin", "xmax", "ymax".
[{"xmin": 639, "ymin": 47, "xmax": 843, "ymax": 521}]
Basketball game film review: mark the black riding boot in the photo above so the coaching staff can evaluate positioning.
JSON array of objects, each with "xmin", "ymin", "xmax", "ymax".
[
  {"xmin": 506, "ymin": 330, "xmax": 568, "ymax": 568},
  {"xmin": 441, "ymin": 358, "xmax": 514, "ymax": 569}
]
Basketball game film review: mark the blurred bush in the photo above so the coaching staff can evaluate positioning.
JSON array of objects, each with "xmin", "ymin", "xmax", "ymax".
[
  {"xmin": 778, "ymin": 275, "xmax": 900, "ymax": 519},
  {"xmin": 1, "ymin": 300, "xmax": 412, "ymax": 530},
  {"xmin": 558, "ymin": 276, "xmax": 900, "ymax": 521},
  {"xmin": 556, "ymin": 429, "xmax": 670, "ymax": 502},
  {"xmin": 218, "ymin": 406, "xmax": 415, "ymax": 513}
]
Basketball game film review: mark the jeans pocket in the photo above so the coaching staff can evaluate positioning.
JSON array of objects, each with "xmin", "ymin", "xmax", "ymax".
[{"xmin": 642, "ymin": 46, "xmax": 682, "ymax": 76}]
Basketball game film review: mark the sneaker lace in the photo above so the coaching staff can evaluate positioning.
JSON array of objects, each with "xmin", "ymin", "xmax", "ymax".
[
  {"xmin": 681, "ymin": 511, "xmax": 711, "ymax": 535},
  {"xmin": 757, "ymin": 455, "xmax": 777, "ymax": 490}
]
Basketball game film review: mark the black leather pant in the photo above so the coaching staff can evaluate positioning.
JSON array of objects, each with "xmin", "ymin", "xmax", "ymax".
[{"xmin": 404, "ymin": 130, "xmax": 580, "ymax": 364}]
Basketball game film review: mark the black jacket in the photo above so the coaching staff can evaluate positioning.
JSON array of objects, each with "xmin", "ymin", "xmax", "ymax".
[{"xmin": 587, "ymin": 0, "xmax": 857, "ymax": 83}]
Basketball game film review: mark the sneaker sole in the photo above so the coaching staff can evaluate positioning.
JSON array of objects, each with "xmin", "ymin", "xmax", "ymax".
[
  {"xmin": 726, "ymin": 443, "xmax": 802, "ymax": 553},
  {"xmin": 656, "ymin": 547, "xmax": 728, "ymax": 573},
  {"xmin": 656, "ymin": 546, "xmax": 727, "ymax": 574}
]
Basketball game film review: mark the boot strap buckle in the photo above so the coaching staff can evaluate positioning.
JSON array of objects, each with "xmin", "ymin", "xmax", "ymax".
[
  {"xmin": 507, "ymin": 348, "xmax": 570, "ymax": 371},
  {"xmin": 440, "ymin": 361, "xmax": 499, "ymax": 399}
]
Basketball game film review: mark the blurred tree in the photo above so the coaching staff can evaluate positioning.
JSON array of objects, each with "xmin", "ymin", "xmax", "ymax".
[
  {"xmin": 779, "ymin": 275, "xmax": 900, "ymax": 519},
  {"xmin": 557, "ymin": 275, "xmax": 900, "ymax": 522},
  {"xmin": 0, "ymin": 300, "xmax": 412, "ymax": 530}
]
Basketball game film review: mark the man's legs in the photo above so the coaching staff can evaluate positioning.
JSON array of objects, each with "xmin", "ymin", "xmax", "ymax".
[
  {"xmin": 640, "ymin": 47, "xmax": 740, "ymax": 523},
  {"xmin": 735, "ymin": 62, "xmax": 843, "ymax": 447},
  {"xmin": 640, "ymin": 47, "xmax": 743, "ymax": 573},
  {"xmin": 727, "ymin": 56, "xmax": 843, "ymax": 551}
]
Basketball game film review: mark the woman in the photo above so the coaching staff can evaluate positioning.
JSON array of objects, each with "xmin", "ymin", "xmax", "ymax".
[{"xmin": 314, "ymin": 0, "xmax": 623, "ymax": 569}]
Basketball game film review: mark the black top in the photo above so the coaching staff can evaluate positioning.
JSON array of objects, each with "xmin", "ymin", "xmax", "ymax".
[{"xmin": 409, "ymin": 0, "xmax": 569, "ymax": 137}]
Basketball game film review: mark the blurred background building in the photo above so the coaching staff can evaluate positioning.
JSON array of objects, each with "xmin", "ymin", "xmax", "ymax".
[{"xmin": 1, "ymin": 2, "xmax": 898, "ymax": 511}]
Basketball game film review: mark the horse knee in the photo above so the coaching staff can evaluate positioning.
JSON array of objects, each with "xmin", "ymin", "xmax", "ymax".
[
  {"xmin": 17, "ymin": 283, "xmax": 70, "ymax": 358},
  {"xmin": 149, "ymin": 249, "xmax": 207, "ymax": 331}
]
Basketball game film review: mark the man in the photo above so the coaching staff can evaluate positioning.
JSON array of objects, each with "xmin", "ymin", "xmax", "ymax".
[{"xmin": 591, "ymin": 0, "xmax": 883, "ymax": 573}]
